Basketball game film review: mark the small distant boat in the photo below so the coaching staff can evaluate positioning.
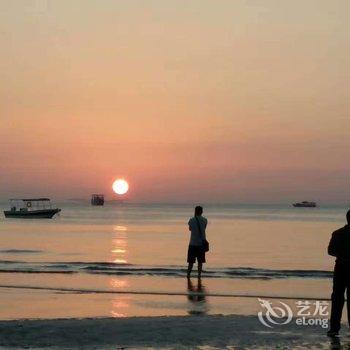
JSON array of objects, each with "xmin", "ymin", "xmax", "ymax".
[
  {"xmin": 293, "ymin": 201, "xmax": 317, "ymax": 208},
  {"xmin": 4, "ymin": 198, "xmax": 61, "ymax": 218},
  {"xmin": 91, "ymin": 194, "xmax": 104, "ymax": 206}
]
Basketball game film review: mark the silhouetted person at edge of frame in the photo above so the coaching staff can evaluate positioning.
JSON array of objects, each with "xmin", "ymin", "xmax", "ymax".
[
  {"xmin": 187, "ymin": 206, "xmax": 207, "ymax": 279},
  {"xmin": 327, "ymin": 210, "xmax": 350, "ymax": 337}
]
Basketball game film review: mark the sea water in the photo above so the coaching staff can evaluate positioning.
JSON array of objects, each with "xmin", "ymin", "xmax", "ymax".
[{"xmin": 0, "ymin": 201, "xmax": 345, "ymax": 319}]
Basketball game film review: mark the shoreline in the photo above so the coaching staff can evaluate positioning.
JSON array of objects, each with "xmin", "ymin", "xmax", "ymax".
[
  {"xmin": 0, "ymin": 284, "xmax": 333, "ymax": 300},
  {"xmin": 0, "ymin": 314, "xmax": 343, "ymax": 349}
]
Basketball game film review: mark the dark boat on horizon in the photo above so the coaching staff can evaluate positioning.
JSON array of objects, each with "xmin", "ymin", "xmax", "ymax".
[
  {"xmin": 91, "ymin": 194, "xmax": 104, "ymax": 206},
  {"xmin": 293, "ymin": 201, "xmax": 317, "ymax": 208},
  {"xmin": 4, "ymin": 198, "xmax": 61, "ymax": 218}
]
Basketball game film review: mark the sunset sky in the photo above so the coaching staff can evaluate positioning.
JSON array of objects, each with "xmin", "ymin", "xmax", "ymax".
[{"xmin": 0, "ymin": 0, "xmax": 349, "ymax": 203}]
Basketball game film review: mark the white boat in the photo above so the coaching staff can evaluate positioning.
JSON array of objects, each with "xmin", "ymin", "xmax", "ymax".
[{"xmin": 4, "ymin": 198, "xmax": 61, "ymax": 218}]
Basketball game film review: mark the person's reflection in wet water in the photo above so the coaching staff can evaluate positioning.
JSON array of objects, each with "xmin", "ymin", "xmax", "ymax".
[
  {"xmin": 187, "ymin": 278, "xmax": 209, "ymax": 315},
  {"xmin": 329, "ymin": 337, "xmax": 350, "ymax": 350}
]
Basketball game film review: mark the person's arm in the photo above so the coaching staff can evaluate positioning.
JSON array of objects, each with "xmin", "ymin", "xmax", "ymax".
[
  {"xmin": 328, "ymin": 231, "xmax": 339, "ymax": 257},
  {"xmin": 188, "ymin": 219, "xmax": 192, "ymax": 231}
]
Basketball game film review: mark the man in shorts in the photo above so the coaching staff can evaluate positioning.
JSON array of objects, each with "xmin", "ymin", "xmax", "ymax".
[{"xmin": 187, "ymin": 205, "xmax": 208, "ymax": 279}]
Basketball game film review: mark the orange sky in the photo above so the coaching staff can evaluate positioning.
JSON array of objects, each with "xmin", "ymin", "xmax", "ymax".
[{"xmin": 0, "ymin": 0, "xmax": 349, "ymax": 203}]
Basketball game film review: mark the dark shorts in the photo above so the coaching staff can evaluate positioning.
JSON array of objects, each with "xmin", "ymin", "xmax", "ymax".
[{"xmin": 187, "ymin": 245, "xmax": 206, "ymax": 263}]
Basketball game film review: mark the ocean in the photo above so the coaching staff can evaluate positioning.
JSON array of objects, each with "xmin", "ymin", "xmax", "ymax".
[{"xmin": 0, "ymin": 201, "xmax": 346, "ymax": 319}]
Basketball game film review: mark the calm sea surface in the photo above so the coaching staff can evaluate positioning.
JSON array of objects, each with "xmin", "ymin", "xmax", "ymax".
[
  {"xmin": 0, "ymin": 202, "xmax": 347, "ymax": 319},
  {"xmin": 0, "ymin": 202, "xmax": 345, "ymax": 270}
]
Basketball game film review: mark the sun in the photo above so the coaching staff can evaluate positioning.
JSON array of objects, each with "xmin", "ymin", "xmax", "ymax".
[{"xmin": 112, "ymin": 179, "xmax": 129, "ymax": 195}]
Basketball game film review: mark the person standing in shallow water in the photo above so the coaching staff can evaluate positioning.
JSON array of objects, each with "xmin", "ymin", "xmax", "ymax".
[
  {"xmin": 327, "ymin": 210, "xmax": 350, "ymax": 337},
  {"xmin": 187, "ymin": 206, "xmax": 207, "ymax": 279}
]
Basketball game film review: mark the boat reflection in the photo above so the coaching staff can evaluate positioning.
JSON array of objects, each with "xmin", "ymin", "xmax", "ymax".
[{"xmin": 187, "ymin": 279, "xmax": 209, "ymax": 315}]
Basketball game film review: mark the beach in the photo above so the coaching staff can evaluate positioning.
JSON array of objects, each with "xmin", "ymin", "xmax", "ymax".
[
  {"xmin": 0, "ymin": 314, "xmax": 347, "ymax": 349},
  {"xmin": 0, "ymin": 202, "xmax": 349, "ymax": 348}
]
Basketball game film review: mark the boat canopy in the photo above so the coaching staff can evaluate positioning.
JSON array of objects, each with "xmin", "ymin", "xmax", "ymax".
[
  {"xmin": 9, "ymin": 198, "xmax": 51, "ymax": 202},
  {"xmin": 8, "ymin": 198, "xmax": 53, "ymax": 210}
]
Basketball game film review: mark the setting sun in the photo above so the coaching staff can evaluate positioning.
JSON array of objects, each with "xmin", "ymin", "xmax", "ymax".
[{"xmin": 112, "ymin": 179, "xmax": 129, "ymax": 195}]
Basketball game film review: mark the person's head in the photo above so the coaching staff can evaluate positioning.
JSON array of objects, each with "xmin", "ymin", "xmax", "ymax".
[
  {"xmin": 347, "ymin": 210, "xmax": 350, "ymax": 224},
  {"xmin": 195, "ymin": 206, "xmax": 203, "ymax": 216}
]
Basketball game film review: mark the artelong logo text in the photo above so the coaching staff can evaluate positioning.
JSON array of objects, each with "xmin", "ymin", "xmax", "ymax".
[{"xmin": 257, "ymin": 298, "xmax": 329, "ymax": 329}]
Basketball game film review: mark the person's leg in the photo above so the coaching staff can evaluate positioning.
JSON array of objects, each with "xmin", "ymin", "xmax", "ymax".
[
  {"xmin": 330, "ymin": 264, "xmax": 346, "ymax": 333},
  {"xmin": 198, "ymin": 262, "xmax": 202, "ymax": 279},
  {"xmin": 187, "ymin": 246, "xmax": 195, "ymax": 278},
  {"xmin": 187, "ymin": 262, "xmax": 194, "ymax": 278},
  {"xmin": 346, "ymin": 287, "xmax": 350, "ymax": 329},
  {"xmin": 197, "ymin": 248, "xmax": 205, "ymax": 280},
  {"xmin": 346, "ymin": 266, "xmax": 350, "ymax": 329}
]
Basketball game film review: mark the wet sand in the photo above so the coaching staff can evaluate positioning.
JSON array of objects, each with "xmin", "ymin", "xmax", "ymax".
[
  {"xmin": 0, "ymin": 314, "xmax": 346, "ymax": 349},
  {"xmin": 0, "ymin": 272, "xmax": 334, "ymax": 320}
]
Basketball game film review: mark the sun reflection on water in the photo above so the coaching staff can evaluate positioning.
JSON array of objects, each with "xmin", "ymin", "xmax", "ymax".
[
  {"xmin": 114, "ymin": 225, "xmax": 127, "ymax": 232},
  {"xmin": 110, "ymin": 296, "xmax": 131, "ymax": 318},
  {"xmin": 109, "ymin": 226, "xmax": 131, "ymax": 317},
  {"xmin": 111, "ymin": 226, "xmax": 128, "ymax": 264},
  {"xmin": 110, "ymin": 278, "xmax": 129, "ymax": 289},
  {"xmin": 109, "ymin": 278, "xmax": 130, "ymax": 317}
]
